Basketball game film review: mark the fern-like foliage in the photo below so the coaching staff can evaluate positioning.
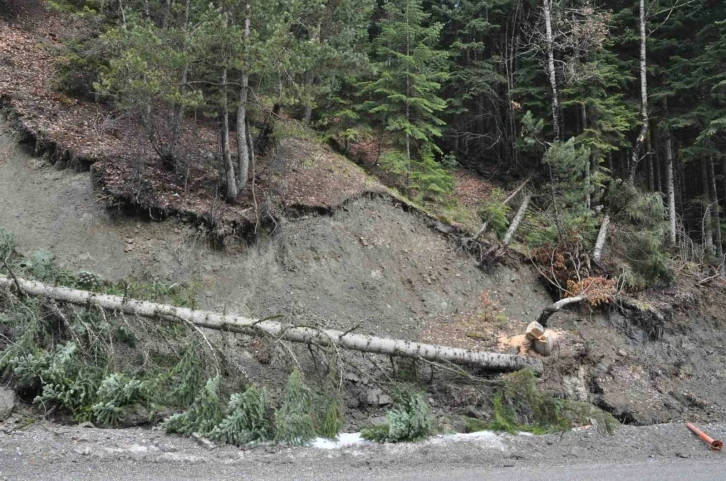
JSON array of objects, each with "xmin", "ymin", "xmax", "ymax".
[
  {"xmin": 361, "ymin": 389, "xmax": 433, "ymax": 443},
  {"xmin": 92, "ymin": 373, "xmax": 149, "ymax": 426},
  {"xmin": 209, "ymin": 385, "xmax": 273, "ymax": 446},
  {"xmin": 274, "ymin": 370, "xmax": 316, "ymax": 446},
  {"xmin": 164, "ymin": 375, "xmax": 224, "ymax": 437}
]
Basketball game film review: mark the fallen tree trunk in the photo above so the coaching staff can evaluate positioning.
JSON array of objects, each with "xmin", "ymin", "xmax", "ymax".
[
  {"xmin": 474, "ymin": 175, "xmax": 531, "ymax": 240},
  {"xmin": 536, "ymin": 295, "xmax": 586, "ymax": 326},
  {"xmin": 592, "ymin": 214, "xmax": 610, "ymax": 262},
  {"xmin": 0, "ymin": 275, "xmax": 543, "ymax": 374},
  {"xmin": 503, "ymin": 193, "xmax": 531, "ymax": 246}
]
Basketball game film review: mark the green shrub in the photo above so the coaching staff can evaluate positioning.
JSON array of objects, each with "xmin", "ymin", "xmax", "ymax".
[
  {"xmin": 487, "ymin": 369, "xmax": 570, "ymax": 434},
  {"xmin": 274, "ymin": 370, "xmax": 316, "ymax": 446},
  {"xmin": 209, "ymin": 385, "xmax": 273, "ymax": 446},
  {"xmin": 478, "ymin": 188, "xmax": 511, "ymax": 239},
  {"xmin": 607, "ymin": 182, "xmax": 673, "ymax": 289},
  {"xmin": 28, "ymin": 250, "xmax": 59, "ymax": 283},
  {"xmin": 361, "ymin": 388, "xmax": 433, "ymax": 443},
  {"xmin": 8, "ymin": 342, "xmax": 102, "ymax": 420},
  {"xmin": 317, "ymin": 399, "xmax": 344, "ymax": 439},
  {"xmin": 164, "ymin": 376, "xmax": 224, "ymax": 437},
  {"xmin": 0, "ymin": 226, "xmax": 15, "ymax": 261},
  {"xmin": 92, "ymin": 373, "xmax": 150, "ymax": 426},
  {"xmin": 410, "ymin": 153, "xmax": 454, "ymax": 201}
]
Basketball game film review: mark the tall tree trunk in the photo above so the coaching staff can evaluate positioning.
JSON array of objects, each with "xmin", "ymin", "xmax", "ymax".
[
  {"xmin": 722, "ymin": 157, "xmax": 726, "ymax": 215},
  {"xmin": 543, "ymin": 0, "xmax": 560, "ymax": 141},
  {"xmin": 503, "ymin": 193, "xmax": 531, "ymax": 245},
  {"xmin": 708, "ymin": 155, "xmax": 723, "ymax": 264},
  {"xmin": 701, "ymin": 158, "xmax": 713, "ymax": 252},
  {"xmin": 236, "ymin": 2, "xmax": 252, "ymax": 191},
  {"xmin": 664, "ymin": 127, "xmax": 677, "ymax": 245},
  {"xmin": 220, "ymin": 66, "xmax": 237, "ymax": 202},
  {"xmin": 628, "ymin": 0, "xmax": 648, "ymax": 184},
  {"xmin": 0, "ymin": 276, "xmax": 543, "ymax": 374},
  {"xmin": 582, "ymin": 104, "xmax": 591, "ymax": 209},
  {"xmin": 302, "ymin": 22, "xmax": 321, "ymax": 124},
  {"xmin": 168, "ymin": 0, "xmax": 192, "ymax": 175},
  {"xmin": 646, "ymin": 137, "xmax": 654, "ymax": 191}
]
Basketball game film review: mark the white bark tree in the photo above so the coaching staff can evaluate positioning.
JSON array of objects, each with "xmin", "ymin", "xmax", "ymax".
[
  {"xmin": 543, "ymin": 0, "xmax": 561, "ymax": 141},
  {"xmin": 627, "ymin": 0, "xmax": 649, "ymax": 184},
  {"xmin": 503, "ymin": 193, "xmax": 532, "ymax": 245},
  {"xmin": 236, "ymin": 2, "xmax": 252, "ymax": 192},
  {"xmin": 0, "ymin": 275, "xmax": 543, "ymax": 373}
]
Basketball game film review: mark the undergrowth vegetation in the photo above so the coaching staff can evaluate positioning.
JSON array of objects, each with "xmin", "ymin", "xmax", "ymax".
[
  {"xmin": 361, "ymin": 386, "xmax": 434, "ymax": 443},
  {"xmin": 0, "ymin": 224, "xmax": 620, "ymax": 448},
  {"xmin": 467, "ymin": 370, "xmax": 618, "ymax": 435}
]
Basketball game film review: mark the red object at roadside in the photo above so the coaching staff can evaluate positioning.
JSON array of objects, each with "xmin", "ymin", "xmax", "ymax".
[{"xmin": 686, "ymin": 422, "xmax": 723, "ymax": 451}]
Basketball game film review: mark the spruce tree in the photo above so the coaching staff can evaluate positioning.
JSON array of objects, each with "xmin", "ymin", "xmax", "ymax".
[{"xmin": 359, "ymin": 0, "xmax": 449, "ymax": 183}]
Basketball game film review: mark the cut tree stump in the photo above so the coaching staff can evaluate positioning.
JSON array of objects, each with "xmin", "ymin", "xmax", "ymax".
[{"xmin": 0, "ymin": 275, "xmax": 543, "ymax": 374}]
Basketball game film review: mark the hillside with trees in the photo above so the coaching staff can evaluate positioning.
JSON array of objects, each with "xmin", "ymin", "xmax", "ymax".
[{"xmin": 0, "ymin": 0, "xmax": 725, "ymax": 459}]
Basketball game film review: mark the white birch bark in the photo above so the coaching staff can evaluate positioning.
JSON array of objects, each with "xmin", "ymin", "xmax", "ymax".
[
  {"xmin": 543, "ymin": 0, "xmax": 560, "ymax": 141},
  {"xmin": 593, "ymin": 214, "xmax": 610, "ymax": 262},
  {"xmin": 628, "ymin": 0, "xmax": 649, "ymax": 184},
  {"xmin": 503, "ymin": 193, "xmax": 531, "ymax": 245},
  {"xmin": 0, "ymin": 276, "xmax": 543, "ymax": 373}
]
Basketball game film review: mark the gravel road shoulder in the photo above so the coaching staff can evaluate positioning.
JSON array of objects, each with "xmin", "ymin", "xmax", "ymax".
[{"xmin": 0, "ymin": 419, "xmax": 723, "ymax": 481}]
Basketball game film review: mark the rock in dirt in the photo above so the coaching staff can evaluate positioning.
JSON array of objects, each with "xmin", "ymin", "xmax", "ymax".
[
  {"xmin": 362, "ymin": 389, "xmax": 393, "ymax": 406},
  {"xmin": 0, "ymin": 387, "xmax": 16, "ymax": 421}
]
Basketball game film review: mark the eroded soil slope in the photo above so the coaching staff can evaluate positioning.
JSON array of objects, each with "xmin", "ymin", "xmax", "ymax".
[
  {"xmin": 2, "ymin": 116, "xmax": 726, "ymax": 427},
  {"xmin": 0, "ymin": 117, "xmax": 550, "ymax": 342}
]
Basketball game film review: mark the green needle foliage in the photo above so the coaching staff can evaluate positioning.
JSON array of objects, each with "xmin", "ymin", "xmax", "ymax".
[
  {"xmin": 361, "ymin": 387, "xmax": 433, "ymax": 443},
  {"xmin": 274, "ymin": 370, "xmax": 316, "ymax": 446},
  {"xmin": 164, "ymin": 375, "xmax": 224, "ymax": 437},
  {"xmin": 209, "ymin": 385, "xmax": 273, "ymax": 446}
]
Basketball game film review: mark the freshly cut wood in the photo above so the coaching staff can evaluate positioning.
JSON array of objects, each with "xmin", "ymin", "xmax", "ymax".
[
  {"xmin": 525, "ymin": 321, "xmax": 545, "ymax": 341},
  {"xmin": 532, "ymin": 331, "xmax": 554, "ymax": 357},
  {"xmin": 593, "ymin": 214, "xmax": 610, "ymax": 262},
  {"xmin": 503, "ymin": 193, "xmax": 532, "ymax": 245},
  {"xmin": 536, "ymin": 295, "xmax": 586, "ymax": 326},
  {"xmin": 0, "ymin": 275, "xmax": 543, "ymax": 374}
]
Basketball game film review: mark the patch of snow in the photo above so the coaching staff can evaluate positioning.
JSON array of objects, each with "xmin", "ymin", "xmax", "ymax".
[
  {"xmin": 311, "ymin": 430, "xmax": 519, "ymax": 450},
  {"xmin": 311, "ymin": 433, "xmax": 371, "ymax": 449}
]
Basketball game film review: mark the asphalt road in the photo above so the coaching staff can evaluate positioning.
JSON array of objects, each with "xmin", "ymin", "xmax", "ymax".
[{"xmin": 1, "ymin": 457, "xmax": 724, "ymax": 481}]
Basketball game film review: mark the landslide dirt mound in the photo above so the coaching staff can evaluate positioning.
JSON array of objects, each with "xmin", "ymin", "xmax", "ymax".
[
  {"xmin": 0, "ymin": 115, "xmax": 550, "ymax": 341},
  {"xmin": 2, "ymin": 114, "xmax": 726, "ymax": 427}
]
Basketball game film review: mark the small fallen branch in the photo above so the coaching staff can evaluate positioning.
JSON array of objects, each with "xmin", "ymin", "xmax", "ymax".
[{"xmin": 0, "ymin": 275, "xmax": 543, "ymax": 374}]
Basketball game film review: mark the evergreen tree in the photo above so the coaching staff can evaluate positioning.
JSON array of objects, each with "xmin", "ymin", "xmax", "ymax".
[{"xmin": 359, "ymin": 0, "xmax": 449, "ymax": 181}]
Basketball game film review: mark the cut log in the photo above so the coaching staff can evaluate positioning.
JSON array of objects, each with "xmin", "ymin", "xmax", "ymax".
[
  {"xmin": 592, "ymin": 214, "xmax": 610, "ymax": 262},
  {"xmin": 536, "ymin": 295, "xmax": 586, "ymax": 326},
  {"xmin": 0, "ymin": 275, "xmax": 543, "ymax": 374},
  {"xmin": 525, "ymin": 321, "xmax": 545, "ymax": 341},
  {"xmin": 532, "ymin": 331, "xmax": 554, "ymax": 357},
  {"xmin": 503, "ymin": 193, "xmax": 531, "ymax": 246}
]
